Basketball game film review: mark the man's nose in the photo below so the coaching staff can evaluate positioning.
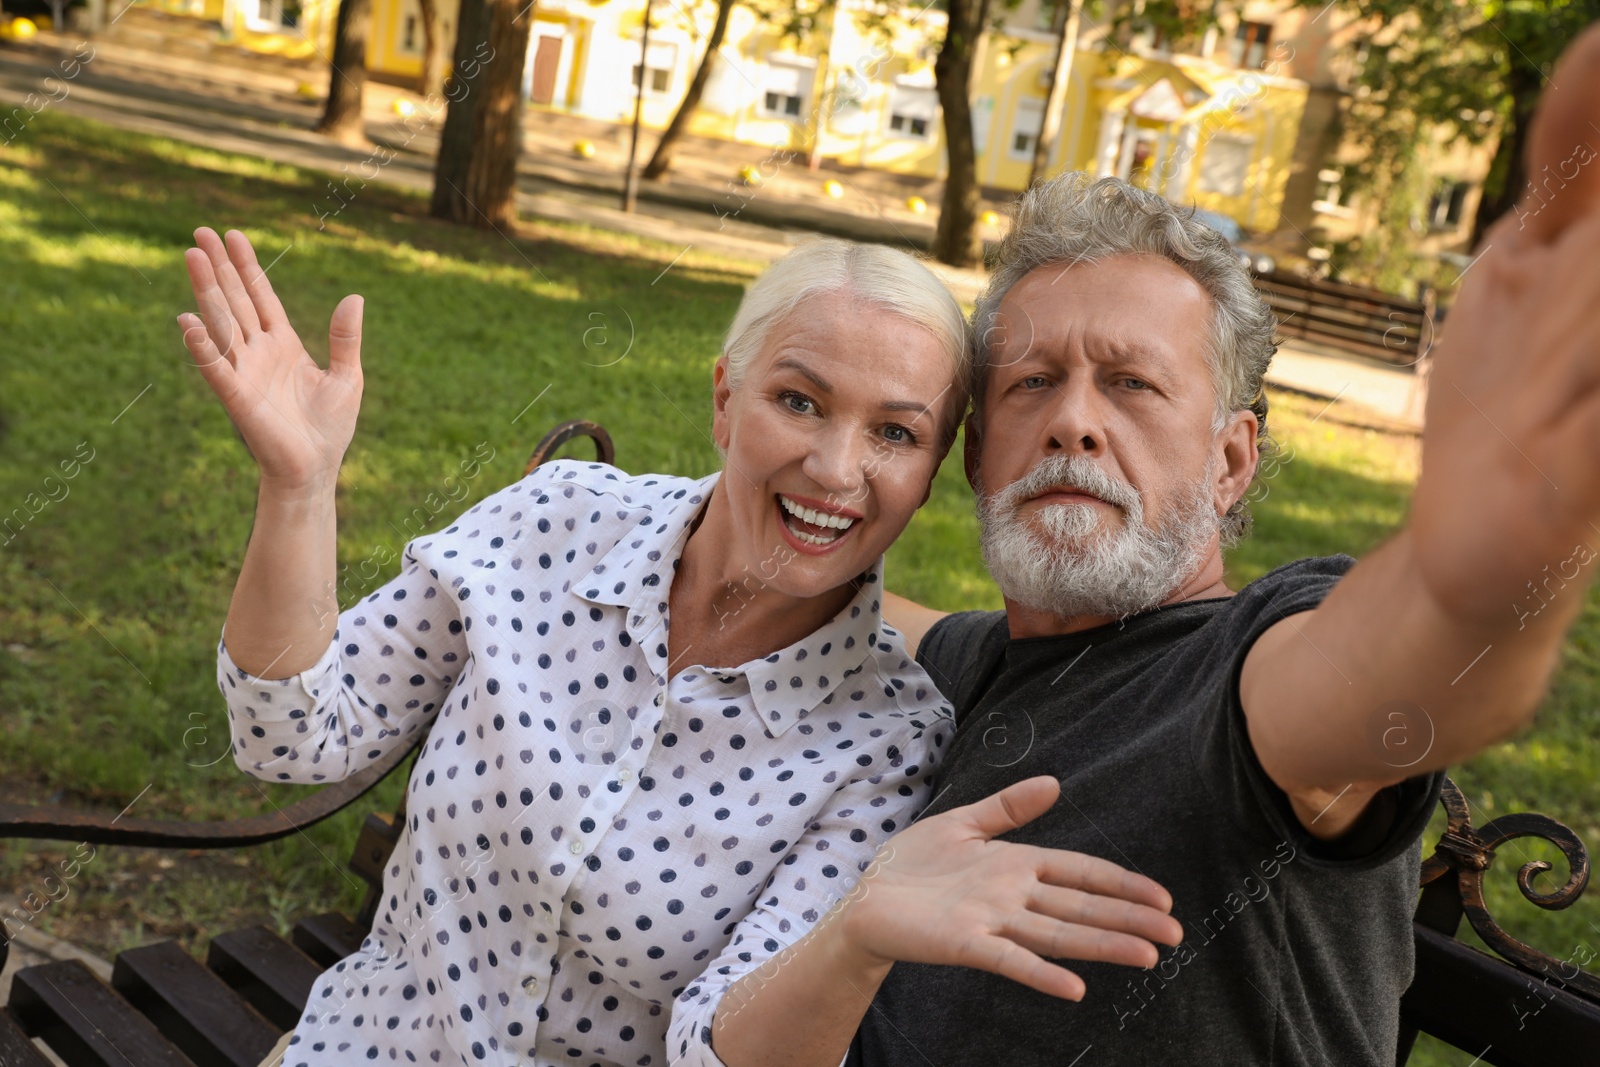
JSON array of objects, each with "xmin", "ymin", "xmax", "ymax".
[{"xmin": 1041, "ymin": 376, "xmax": 1106, "ymax": 455}]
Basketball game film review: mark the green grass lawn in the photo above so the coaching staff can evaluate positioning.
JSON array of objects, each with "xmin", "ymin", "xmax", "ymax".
[{"xmin": 1, "ymin": 109, "xmax": 1596, "ymax": 1064}]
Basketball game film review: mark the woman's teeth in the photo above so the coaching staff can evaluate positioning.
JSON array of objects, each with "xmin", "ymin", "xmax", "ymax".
[{"xmin": 779, "ymin": 495, "xmax": 856, "ymax": 544}]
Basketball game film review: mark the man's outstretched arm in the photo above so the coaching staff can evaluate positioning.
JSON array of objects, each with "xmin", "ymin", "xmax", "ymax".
[{"xmin": 1241, "ymin": 24, "xmax": 1600, "ymax": 837}]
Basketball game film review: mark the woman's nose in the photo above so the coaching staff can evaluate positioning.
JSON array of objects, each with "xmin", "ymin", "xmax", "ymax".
[{"xmin": 801, "ymin": 425, "xmax": 870, "ymax": 504}]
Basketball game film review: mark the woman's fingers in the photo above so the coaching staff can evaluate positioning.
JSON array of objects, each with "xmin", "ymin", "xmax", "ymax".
[
  {"xmin": 960, "ymin": 775, "xmax": 1062, "ymax": 839},
  {"xmin": 194, "ymin": 226, "xmax": 263, "ymax": 336},
  {"xmin": 1034, "ymin": 847, "xmax": 1174, "ymax": 914},
  {"xmin": 183, "ymin": 245, "xmax": 242, "ymax": 363},
  {"xmin": 327, "ymin": 294, "xmax": 364, "ymax": 383},
  {"xmin": 178, "ymin": 310, "xmax": 241, "ymax": 405},
  {"xmin": 1026, "ymin": 884, "xmax": 1184, "ymax": 948},
  {"xmin": 964, "ymin": 934, "xmax": 1087, "ymax": 1002},
  {"xmin": 224, "ymin": 228, "xmax": 289, "ymax": 333},
  {"xmin": 999, "ymin": 910, "xmax": 1165, "ymax": 971}
]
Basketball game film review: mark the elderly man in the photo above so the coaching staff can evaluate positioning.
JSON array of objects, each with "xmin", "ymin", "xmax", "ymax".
[{"xmin": 667, "ymin": 24, "xmax": 1600, "ymax": 1067}]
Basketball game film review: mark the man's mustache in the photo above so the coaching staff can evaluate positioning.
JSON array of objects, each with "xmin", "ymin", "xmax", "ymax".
[{"xmin": 986, "ymin": 455, "xmax": 1142, "ymax": 518}]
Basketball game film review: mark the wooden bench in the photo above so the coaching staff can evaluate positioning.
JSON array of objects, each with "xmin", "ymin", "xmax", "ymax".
[
  {"xmin": 1254, "ymin": 269, "xmax": 1432, "ymax": 367},
  {"xmin": 0, "ymin": 421, "xmax": 1595, "ymax": 1066}
]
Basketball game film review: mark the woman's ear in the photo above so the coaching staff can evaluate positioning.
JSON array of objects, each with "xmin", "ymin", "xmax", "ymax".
[{"xmin": 711, "ymin": 356, "xmax": 733, "ymax": 452}]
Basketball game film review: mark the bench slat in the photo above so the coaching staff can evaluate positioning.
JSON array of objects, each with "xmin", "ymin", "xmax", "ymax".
[
  {"xmin": 1402, "ymin": 923, "xmax": 1600, "ymax": 1065},
  {"xmin": 0, "ymin": 1009, "xmax": 54, "ymax": 1067},
  {"xmin": 8, "ymin": 959, "xmax": 191, "ymax": 1066},
  {"xmin": 206, "ymin": 926, "xmax": 323, "ymax": 1032},
  {"xmin": 112, "ymin": 941, "xmax": 280, "ymax": 1067},
  {"xmin": 290, "ymin": 913, "xmax": 367, "ymax": 970}
]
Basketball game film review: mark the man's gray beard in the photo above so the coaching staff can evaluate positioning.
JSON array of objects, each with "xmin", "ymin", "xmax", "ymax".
[{"xmin": 976, "ymin": 453, "xmax": 1221, "ymax": 620}]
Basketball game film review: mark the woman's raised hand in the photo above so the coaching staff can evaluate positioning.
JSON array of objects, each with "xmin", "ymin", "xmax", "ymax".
[
  {"xmin": 179, "ymin": 227, "xmax": 364, "ymax": 490},
  {"xmin": 838, "ymin": 775, "xmax": 1183, "ymax": 1001}
]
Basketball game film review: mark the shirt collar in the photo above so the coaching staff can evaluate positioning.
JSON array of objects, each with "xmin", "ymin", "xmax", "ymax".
[
  {"xmin": 574, "ymin": 471, "xmax": 890, "ymax": 738},
  {"xmin": 740, "ymin": 569, "xmax": 887, "ymax": 738},
  {"xmin": 573, "ymin": 472, "xmax": 715, "ymax": 663}
]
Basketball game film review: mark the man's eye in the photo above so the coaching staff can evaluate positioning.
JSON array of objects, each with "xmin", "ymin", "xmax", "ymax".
[
  {"xmin": 1121, "ymin": 377, "xmax": 1150, "ymax": 390},
  {"xmin": 780, "ymin": 391, "xmax": 816, "ymax": 414}
]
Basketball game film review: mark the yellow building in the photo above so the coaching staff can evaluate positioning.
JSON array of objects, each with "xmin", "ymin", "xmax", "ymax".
[{"xmin": 150, "ymin": 0, "xmax": 1311, "ymax": 232}]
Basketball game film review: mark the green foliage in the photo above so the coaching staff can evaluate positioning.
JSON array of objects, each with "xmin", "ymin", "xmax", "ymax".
[{"xmin": 1311, "ymin": 0, "xmax": 1600, "ymax": 281}]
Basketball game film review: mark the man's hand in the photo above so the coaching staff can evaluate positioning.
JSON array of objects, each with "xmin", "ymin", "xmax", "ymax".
[
  {"xmin": 838, "ymin": 775, "xmax": 1182, "ymax": 1001},
  {"xmin": 1411, "ymin": 26, "xmax": 1600, "ymax": 628}
]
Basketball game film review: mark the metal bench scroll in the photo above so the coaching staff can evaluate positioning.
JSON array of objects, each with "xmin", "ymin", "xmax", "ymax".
[{"xmin": 1398, "ymin": 777, "xmax": 1600, "ymax": 1065}]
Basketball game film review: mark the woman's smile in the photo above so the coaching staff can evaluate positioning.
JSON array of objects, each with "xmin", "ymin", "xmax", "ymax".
[{"xmin": 776, "ymin": 492, "xmax": 862, "ymax": 551}]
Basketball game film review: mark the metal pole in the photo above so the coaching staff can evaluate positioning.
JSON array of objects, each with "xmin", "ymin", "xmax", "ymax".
[{"xmin": 622, "ymin": 0, "xmax": 653, "ymax": 213}]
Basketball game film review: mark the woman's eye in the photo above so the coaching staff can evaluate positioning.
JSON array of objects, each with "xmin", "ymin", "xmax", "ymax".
[
  {"xmin": 781, "ymin": 392, "xmax": 816, "ymax": 414},
  {"xmin": 1019, "ymin": 376, "xmax": 1049, "ymax": 390},
  {"xmin": 882, "ymin": 425, "xmax": 916, "ymax": 445}
]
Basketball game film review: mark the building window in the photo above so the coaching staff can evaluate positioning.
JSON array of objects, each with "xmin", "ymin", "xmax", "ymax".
[
  {"xmin": 1197, "ymin": 135, "xmax": 1254, "ymax": 196},
  {"xmin": 761, "ymin": 59, "xmax": 813, "ymax": 120},
  {"xmin": 764, "ymin": 90, "xmax": 801, "ymax": 116},
  {"xmin": 245, "ymin": 0, "xmax": 301, "ymax": 31},
  {"xmin": 888, "ymin": 113, "xmax": 928, "ymax": 137},
  {"xmin": 886, "ymin": 85, "xmax": 937, "ymax": 141},
  {"xmin": 633, "ymin": 64, "xmax": 671, "ymax": 94},
  {"xmin": 627, "ymin": 40, "xmax": 677, "ymax": 99},
  {"xmin": 1427, "ymin": 180, "xmax": 1470, "ymax": 230},
  {"xmin": 1228, "ymin": 21, "xmax": 1272, "ymax": 70},
  {"xmin": 1008, "ymin": 98, "xmax": 1045, "ymax": 161}
]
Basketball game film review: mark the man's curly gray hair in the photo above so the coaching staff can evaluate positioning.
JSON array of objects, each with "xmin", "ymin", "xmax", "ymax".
[{"xmin": 971, "ymin": 172, "xmax": 1279, "ymax": 544}]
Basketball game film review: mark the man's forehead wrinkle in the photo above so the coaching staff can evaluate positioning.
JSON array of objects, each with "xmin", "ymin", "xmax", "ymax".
[{"xmin": 989, "ymin": 301, "xmax": 1040, "ymax": 370}]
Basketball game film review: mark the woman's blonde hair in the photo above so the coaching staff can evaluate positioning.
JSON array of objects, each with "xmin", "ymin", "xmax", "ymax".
[{"xmin": 721, "ymin": 237, "xmax": 972, "ymax": 447}]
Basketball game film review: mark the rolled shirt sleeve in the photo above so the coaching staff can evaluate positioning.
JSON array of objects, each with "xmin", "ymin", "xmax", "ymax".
[
  {"xmin": 217, "ymin": 534, "xmax": 469, "ymax": 784},
  {"xmin": 666, "ymin": 700, "xmax": 952, "ymax": 1067}
]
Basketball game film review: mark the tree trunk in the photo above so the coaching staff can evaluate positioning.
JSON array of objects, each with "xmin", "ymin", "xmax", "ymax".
[
  {"xmin": 430, "ymin": 0, "xmax": 536, "ymax": 228},
  {"xmin": 417, "ymin": 0, "xmax": 449, "ymax": 99},
  {"xmin": 642, "ymin": 0, "xmax": 736, "ymax": 181},
  {"xmin": 932, "ymin": 0, "xmax": 990, "ymax": 268},
  {"xmin": 1469, "ymin": 62, "xmax": 1540, "ymax": 246},
  {"xmin": 315, "ymin": 0, "xmax": 373, "ymax": 148},
  {"xmin": 1029, "ymin": 0, "xmax": 1082, "ymax": 188}
]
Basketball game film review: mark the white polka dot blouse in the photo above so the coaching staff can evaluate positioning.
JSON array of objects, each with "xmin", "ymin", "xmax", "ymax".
[{"xmin": 218, "ymin": 461, "xmax": 954, "ymax": 1066}]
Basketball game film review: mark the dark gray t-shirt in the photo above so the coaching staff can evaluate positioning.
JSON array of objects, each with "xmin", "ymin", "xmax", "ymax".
[{"xmin": 851, "ymin": 556, "xmax": 1444, "ymax": 1067}]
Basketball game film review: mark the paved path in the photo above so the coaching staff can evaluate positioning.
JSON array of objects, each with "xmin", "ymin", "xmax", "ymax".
[{"xmin": 0, "ymin": 26, "xmax": 1422, "ymax": 432}]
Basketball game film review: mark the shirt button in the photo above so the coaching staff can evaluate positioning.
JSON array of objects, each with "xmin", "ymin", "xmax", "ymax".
[
  {"xmin": 569, "ymin": 840, "xmax": 584, "ymax": 855},
  {"xmin": 617, "ymin": 768, "xmax": 632, "ymax": 781},
  {"xmin": 653, "ymin": 693, "xmax": 664, "ymax": 706},
  {"xmin": 521, "ymin": 976, "xmax": 539, "ymax": 995}
]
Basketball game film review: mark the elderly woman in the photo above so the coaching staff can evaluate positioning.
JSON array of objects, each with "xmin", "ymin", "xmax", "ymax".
[{"xmin": 180, "ymin": 228, "xmax": 969, "ymax": 1066}]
